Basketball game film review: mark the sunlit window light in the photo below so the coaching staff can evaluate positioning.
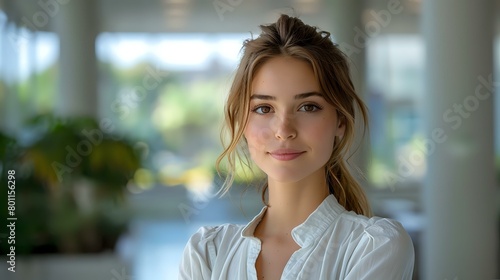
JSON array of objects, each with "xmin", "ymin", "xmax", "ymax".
[
  {"xmin": 96, "ymin": 33, "xmax": 248, "ymax": 71},
  {"xmin": 4, "ymin": 29, "xmax": 58, "ymax": 82},
  {"xmin": 35, "ymin": 33, "xmax": 59, "ymax": 73}
]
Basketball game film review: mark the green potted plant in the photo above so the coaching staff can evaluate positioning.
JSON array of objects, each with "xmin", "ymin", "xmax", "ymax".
[{"xmin": 0, "ymin": 113, "xmax": 141, "ymax": 254}]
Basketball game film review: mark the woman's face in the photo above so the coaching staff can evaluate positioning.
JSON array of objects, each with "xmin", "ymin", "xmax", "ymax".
[{"xmin": 244, "ymin": 56, "xmax": 344, "ymax": 184}]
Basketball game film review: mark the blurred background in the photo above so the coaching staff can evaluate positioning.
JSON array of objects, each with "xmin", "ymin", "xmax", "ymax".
[{"xmin": 0, "ymin": 0, "xmax": 498, "ymax": 279}]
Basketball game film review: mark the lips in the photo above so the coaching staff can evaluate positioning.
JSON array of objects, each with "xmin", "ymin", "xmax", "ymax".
[{"xmin": 268, "ymin": 149, "xmax": 305, "ymax": 161}]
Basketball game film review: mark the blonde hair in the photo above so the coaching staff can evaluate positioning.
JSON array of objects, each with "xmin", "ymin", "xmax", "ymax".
[{"xmin": 216, "ymin": 14, "xmax": 371, "ymax": 216}]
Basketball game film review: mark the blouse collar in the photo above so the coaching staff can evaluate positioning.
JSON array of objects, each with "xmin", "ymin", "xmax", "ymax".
[{"xmin": 241, "ymin": 195, "xmax": 346, "ymax": 247}]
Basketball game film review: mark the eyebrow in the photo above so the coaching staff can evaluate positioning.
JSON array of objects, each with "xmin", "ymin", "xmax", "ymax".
[{"xmin": 250, "ymin": 91, "xmax": 323, "ymax": 100}]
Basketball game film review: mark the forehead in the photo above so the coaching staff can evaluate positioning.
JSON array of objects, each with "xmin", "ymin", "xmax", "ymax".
[{"xmin": 251, "ymin": 56, "xmax": 322, "ymax": 97}]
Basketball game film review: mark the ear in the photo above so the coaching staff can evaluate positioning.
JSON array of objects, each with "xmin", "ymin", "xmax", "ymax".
[{"xmin": 335, "ymin": 115, "xmax": 346, "ymax": 138}]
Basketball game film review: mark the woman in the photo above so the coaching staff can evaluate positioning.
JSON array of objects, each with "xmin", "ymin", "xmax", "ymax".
[{"xmin": 179, "ymin": 14, "xmax": 414, "ymax": 279}]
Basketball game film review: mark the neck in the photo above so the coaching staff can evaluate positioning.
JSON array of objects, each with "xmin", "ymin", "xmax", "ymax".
[{"xmin": 259, "ymin": 168, "xmax": 329, "ymax": 236}]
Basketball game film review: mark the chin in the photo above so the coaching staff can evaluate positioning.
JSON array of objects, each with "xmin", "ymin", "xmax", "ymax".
[
  {"xmin": 265, "ymin": 169, "xmax": 310, "ymax": 184},
  {"xmin": 261, "ymin": 162, "xmax": 327, "ymax": 184}
]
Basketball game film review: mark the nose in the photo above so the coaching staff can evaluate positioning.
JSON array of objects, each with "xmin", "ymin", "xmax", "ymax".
[{"xmin": 273, "ymin": 114, "xmax": 297, "ymax": 140}]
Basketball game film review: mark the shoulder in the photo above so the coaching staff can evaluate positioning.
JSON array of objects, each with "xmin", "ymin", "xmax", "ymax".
[
  {"xmin": 365, "ymin": 216, "xmax": 413, "ymax": 250},
  {"xmin": 333, "ymin": 212, "xmax": 415, "ymax": 278},
  {"xmin": 181, "ymin": 223, "xmax": 246, "ymax": 274},
  {"xmin": 334, "ymin": 213, "xmax": 415, "ymax": 278},
  {"xmin": 339, "ymin": 212, "xmax": 414, "ymax": 260},
  {"xmin": 186, "ymin": 223, "xmax": 246, "ymax": 251},
  {"xmin": 339, "ymin": 211, "xmax": 411, "ymax": 240}
]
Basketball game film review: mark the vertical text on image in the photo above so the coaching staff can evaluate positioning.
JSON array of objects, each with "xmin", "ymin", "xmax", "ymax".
[{"xmin": 6, "ymin": 170, "xmax": 17, "ymax": 273}]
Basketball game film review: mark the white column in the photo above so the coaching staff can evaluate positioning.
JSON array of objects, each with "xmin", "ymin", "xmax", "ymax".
[
  {"xmin": 328, "ymin": 1, "xmax": 368, "ymax": 182},
  {"xmin": 54, "ymin": 0, "xmax": 98, "ymax": 117},
  {"xmin": 328, "ymin": 1, "xmax": 365, "ymax": 95},
  {"xmin": 422, "ymin": 1, "xmax": 497, "ymax": 279}
]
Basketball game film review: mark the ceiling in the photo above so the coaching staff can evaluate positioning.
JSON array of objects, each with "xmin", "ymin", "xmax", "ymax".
[
  {"xmin": 0, "ymin": 0, "xmax": 497, "ymax": 35},
  {"xmin": 0, "ymin": 0, "xmax": 418, "ymax": 34}
]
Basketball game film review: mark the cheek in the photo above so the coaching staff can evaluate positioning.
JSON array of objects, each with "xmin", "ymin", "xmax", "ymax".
[
  {"xmin": 244, "ymin": 120, "xmax": 273, "ymax": 151},
  {"xmin": 307, "ymin": 119, "xmax": 336, "ymax": 150},
  {"xmin": 245, "ymin": 122, "xmax": 271, "ymax": 150}
]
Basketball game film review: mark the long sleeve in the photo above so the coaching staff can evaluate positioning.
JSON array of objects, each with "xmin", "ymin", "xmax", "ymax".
[{"xmin": 344, "ymin": 219, "xmax": 415, "ymax": 280}]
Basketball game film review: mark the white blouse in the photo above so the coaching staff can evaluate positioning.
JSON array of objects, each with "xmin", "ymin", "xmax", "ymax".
[{"xmin": 179, "ymin": 195, "xmax": 414, "ymax": 279}]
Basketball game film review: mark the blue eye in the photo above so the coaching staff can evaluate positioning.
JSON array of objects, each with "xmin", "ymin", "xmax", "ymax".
[
  {"xmin": 252, "ymin": 105, "xmax": 272, "ymax": 114},
  {"xmin": 299, "ymin": 104, "xmax": 321, "ymax": 112}
]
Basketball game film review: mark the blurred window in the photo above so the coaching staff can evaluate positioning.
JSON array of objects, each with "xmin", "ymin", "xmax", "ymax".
[
  {"xmin": 0, "ymin": 14, "xmax": 58, "ymax": 134},
  {"xmin": 366, "ymin": 35, "xmax": 425, "ymax": 189},
  {"xmin": 96, "ymin": 33, "xmax": 254, "ymax": 194}
]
